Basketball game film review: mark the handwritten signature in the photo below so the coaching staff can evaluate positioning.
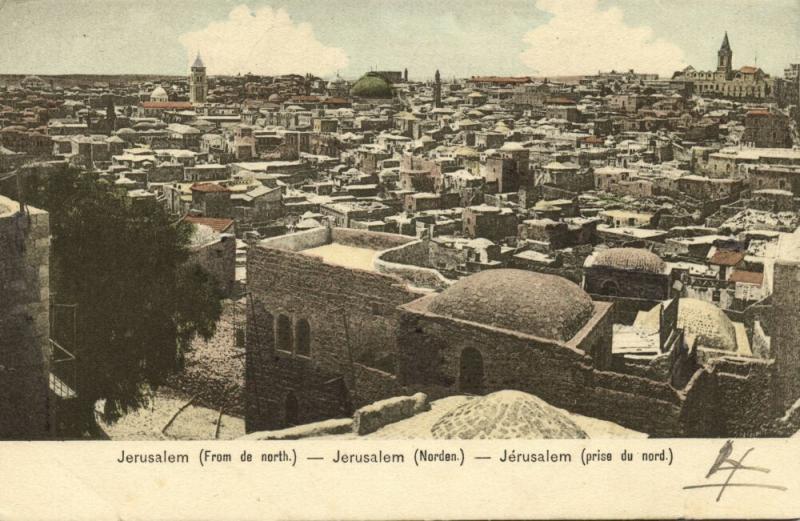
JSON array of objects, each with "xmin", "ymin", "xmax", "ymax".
[{"xmin": 683, "ymin": 440, "xmax": 788, "ymax": 502}]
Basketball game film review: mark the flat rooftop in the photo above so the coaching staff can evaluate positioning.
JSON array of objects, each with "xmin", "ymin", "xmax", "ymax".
[{"xmin": 302, "ymin": 243, "xmax": 378, "ymax": 272}]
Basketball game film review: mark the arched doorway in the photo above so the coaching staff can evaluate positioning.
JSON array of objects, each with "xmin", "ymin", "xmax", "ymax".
[
  {"xmin": 600, "ymin": 279, "xmax": 620, "ymax": 296},
  {"xmin": 458, "ymin": 347, "xmax": 484, "ymax": 394},
  {"xmin": 285, "ymin": 391, "xmax": 299, "ymax": 426}
]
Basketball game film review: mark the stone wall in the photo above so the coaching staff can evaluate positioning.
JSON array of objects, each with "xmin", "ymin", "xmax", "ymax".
[
  {"xmin": 584, "ymin": 266, "xmax": 671, "ymax": 301},
  {"xmin": 330, "ymin": 227, "xmax": 414, "ymax": 250},
  {"xmin": 245, "ymin": 239, "xmax": 421, "ymax": 431},
  {"xmin": 396, "ymin": 298, "xmax": 686, "ymax": 436},
  {"xmin": 0, "ymin": 196, "xmax": 51, "ymax": 439},
  {"xmin": 682, "ymin": 357, "xmax": 777, "ymax": 437},
  {"xmin": 770, "ymin": 257, "xmax": 800, "ymax": 408},
  {"xmin": 259, "ymin": 226, "xmax": 329, "ymax": 251},
  {"xmin": 188, "ymin": 234, "xmax": 236, "ymax": 297},
  {"xmin": 589, "ymin": 294, "xmax": 664, "ymax": 326}
]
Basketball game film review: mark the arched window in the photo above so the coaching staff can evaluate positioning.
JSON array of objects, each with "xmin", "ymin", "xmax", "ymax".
[
  {"xmin": 276, "ymin": 314, "xmax": 293, "ymax": 352},
  {"xmin": 285, "ymin": 391, "xmax": 299, "ymax": 426},
  {"xmin": 262, "ymin": 310, "xmax": 274, "ymax": 349},
  {"xmin": 295, "ymin": 318, "xmax": 311, "ymax": 357},
  {"xmin": 459, "ymin": 347, "xmax": 484, "ymax": 395}
]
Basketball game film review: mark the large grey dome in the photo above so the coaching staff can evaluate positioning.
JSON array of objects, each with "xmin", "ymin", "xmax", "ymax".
[{"xmin": 428, "ymin": 269, "xmax": 594, "ymax": 341}]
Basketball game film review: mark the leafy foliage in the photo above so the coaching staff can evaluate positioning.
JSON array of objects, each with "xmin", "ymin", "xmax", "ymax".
[{"xmin": 24, "ymin": 168, "xmax": 222, "ymax": 425}]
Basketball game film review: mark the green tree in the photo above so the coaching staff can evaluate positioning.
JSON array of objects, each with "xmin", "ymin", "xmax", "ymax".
[{"xmin": 24, "ymin": 168, "xmax": 222, "ymax": 433}]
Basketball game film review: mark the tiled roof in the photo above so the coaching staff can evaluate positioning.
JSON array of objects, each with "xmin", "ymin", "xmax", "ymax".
[
  {"xmin": 190, "ymin": 182, "xmax": 230, "ymax": 193},
  {"xmin": 469, "ymin": 76, "xmax": 532, "ymax": 84},
  {"xmin": 183, "ymin": 216, "xmax": 234, "ymax": 233},
  {"xmin": 729, "ymin": 270, "xmax": 763, "ymax": 285},
  {"xmin": 709, "ymin": 250, "xmax": 745, "ymax": 266}
]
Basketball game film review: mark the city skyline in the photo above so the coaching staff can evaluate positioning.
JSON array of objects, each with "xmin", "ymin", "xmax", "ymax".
[{"xmin": 0, "ymin": 0, "xmax": 799, "ymax": 78}]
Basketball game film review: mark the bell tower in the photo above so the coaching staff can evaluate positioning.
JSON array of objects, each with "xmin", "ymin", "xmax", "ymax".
[
  {"xmin": 717, "ymin": 32, "xmax": 733, "ymax": 78},
  {"xmin": 189, "ymin": 52, "xmax": 208, "ymax": 104}
]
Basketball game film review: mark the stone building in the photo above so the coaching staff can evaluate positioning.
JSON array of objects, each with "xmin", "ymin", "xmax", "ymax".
[
  {"xmin": 749, "ymin": 165, "xmax": 800, "ymax": 195},
  {"xmin": 742, "ymin": 110, "xmax": 792, "ymax": 148},
  {"xmin": 0, "ymin": 196, "xmax": 52, "ymax": 439},
  {"xmin": 483, "ymin": 142, "xmax": 530, "ymax": 194},
  {"xmin": 190, "ymin": 182, "xmax": 232, "ymax": 218},
  {"xmin": 186, "ymin": 223, "xmax": 237, "ymax": 298},
  {"xmin": 583, "ymin": 248, "xmax": 675, "ymax": 323},
  {"xmin": 245, "ymin": 227, "xmax": 800, "ymax": 437},
  {"xmin": 674, "ymin": 33, "xmax": 781, "ymax": 101},
  {"xmin": 245, "ymin": 227, "xmax": 422, "ymax": 431},
  {"xmin": 462, "ymin": 204, "xmax": 518, "ymax": 242}
]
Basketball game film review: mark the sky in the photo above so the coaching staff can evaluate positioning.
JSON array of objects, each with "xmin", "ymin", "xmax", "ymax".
[{"xmin": 0, "ymin": 0, "xmax": 798, "ymax": 79}]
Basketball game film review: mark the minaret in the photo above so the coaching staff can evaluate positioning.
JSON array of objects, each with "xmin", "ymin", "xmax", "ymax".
[
  {"xmin": 404, "ymin": 68, "xmax": 408, "ymax": 82},
  {"xmin": 433, "ymin": 69, "xmax": 442, "ymax": 108},
  {"xmin": 189, "ymin": 52, "xmax": 208, "ymax": 104},
  {"xmin": 717, "ymin": 32, "xmax": 733, "ymax": 78}
]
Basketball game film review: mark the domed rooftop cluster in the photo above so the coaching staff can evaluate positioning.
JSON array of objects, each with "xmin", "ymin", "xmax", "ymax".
[
  {"xmin": 677, "ymin": 298, "xmax": 737, "ymax": 351},
  {"xmin": 428, "ymin": 269, "xmax": 594, "ymax": 342},
  {"xmin": 593, "ymin": 248, "xmax": 666, "ymax": 274},
  {"xmin": 350, "ymin": 72, "xmax": 393, "ymax": 99},
  {"xmin": 431, "ymin": 390, "xmax": 588, "ymax": 439}
]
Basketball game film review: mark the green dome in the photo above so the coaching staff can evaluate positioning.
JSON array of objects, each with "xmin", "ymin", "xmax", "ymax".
[{"xmin": 350, "ymin": 73, "xmax": 393, "ymax": 99}]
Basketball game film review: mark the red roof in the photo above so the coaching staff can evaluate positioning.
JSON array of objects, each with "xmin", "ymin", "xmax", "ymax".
[
  {"xmin": 183, "ymin": 216, "xmax": 235, "ymax": 233},
  {"xmin": 746, "ymin": 110, "xmax": 771, "ymax": 116},
  {"xmin": 290, "ymin": 95, "xmax": 320, "ymax": 102},
  {"xmin": 141, "ymin": 101, "xmax": 194, "ymax": 110},
  {"xmin": 469, "ymin": 76, "xmax": 532, "ymax": 84},
  {"xmin": 190, "ymin": 183, "xmax": 230, "ymax": 193},
  {"xmin": 729, "ymin": 270, "xmax": 763, "ymax": 285},
  {"xmin": 739, "ymin": 66, "xmax": 759, "ymax": 74},
  {"xmin": 709, "ymin": 250, "xmax": 745, "ymax": 266},
  {"xmin": 546, "ymin": 97, "xmax": 577, "ymax": 105}
]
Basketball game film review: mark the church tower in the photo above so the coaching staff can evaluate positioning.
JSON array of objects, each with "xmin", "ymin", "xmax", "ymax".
[
  {"xmin": 189, "ymin": 52, "xmax": 208, "ymax": 104},
  {"xmin": 717, "ymin": 32, "xmax": 733, "ymax": 78}
]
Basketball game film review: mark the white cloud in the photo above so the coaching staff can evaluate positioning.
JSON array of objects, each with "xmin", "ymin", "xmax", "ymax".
[
  {"xmin": 179, "ymin": 4, "xmax": 348, "ymax": 76},
  {"xmin": 520, "ymin": 0, "xmax": 687, "ymax": 77}
]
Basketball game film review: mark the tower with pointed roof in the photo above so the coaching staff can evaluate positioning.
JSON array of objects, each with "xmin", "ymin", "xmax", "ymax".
[
  {"xmin": 717, "ymin": 32, "xmax": 733, "ymax": 79},
  {"xmin": 189, "ymin": 52, "xmax": 208, "ymax": 104}
]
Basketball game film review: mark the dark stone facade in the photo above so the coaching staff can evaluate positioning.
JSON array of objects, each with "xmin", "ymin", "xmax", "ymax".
[{"xmin": 0, "ymin": 198, "xmax": 52, "ymax": 439}]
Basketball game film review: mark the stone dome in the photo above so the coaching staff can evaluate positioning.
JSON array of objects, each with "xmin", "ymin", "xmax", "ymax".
[
  {"xmin": 149, "ymin": 86, "xmax": 168, "ymax": 102},
  {"xmin": 592, "ymin": 248, "xmax": 666, "ymax": 274},
  {"xmin": 350, "ymin": 73, "xmax": 393, "ymax": 99},
  {"xmin": 428, "ymin": 269, "xmax": 594, "ymax": 341},
  {"xmin": 677, "ymin": 298, "xmax": 737, "ymax": 351},
  {"xmin": 431, "ymin": 390, "xmax": 588, "ymax": 439}
]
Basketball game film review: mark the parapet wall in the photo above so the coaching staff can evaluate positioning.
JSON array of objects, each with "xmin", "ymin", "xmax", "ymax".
[
  {"xmin": 375, "ymin": 240, "xmax": 455, "ymax": 291},
  {"xmin": 0, "ymin": 196, "xmax": 51, "ymax": 439},
  {"xmin": 330, "ymin": 227, "xmax": 415, "ymax": 250},
  {"xmin": 258, "ymin": 226, "xmax": 330, "ymax": 251}
]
